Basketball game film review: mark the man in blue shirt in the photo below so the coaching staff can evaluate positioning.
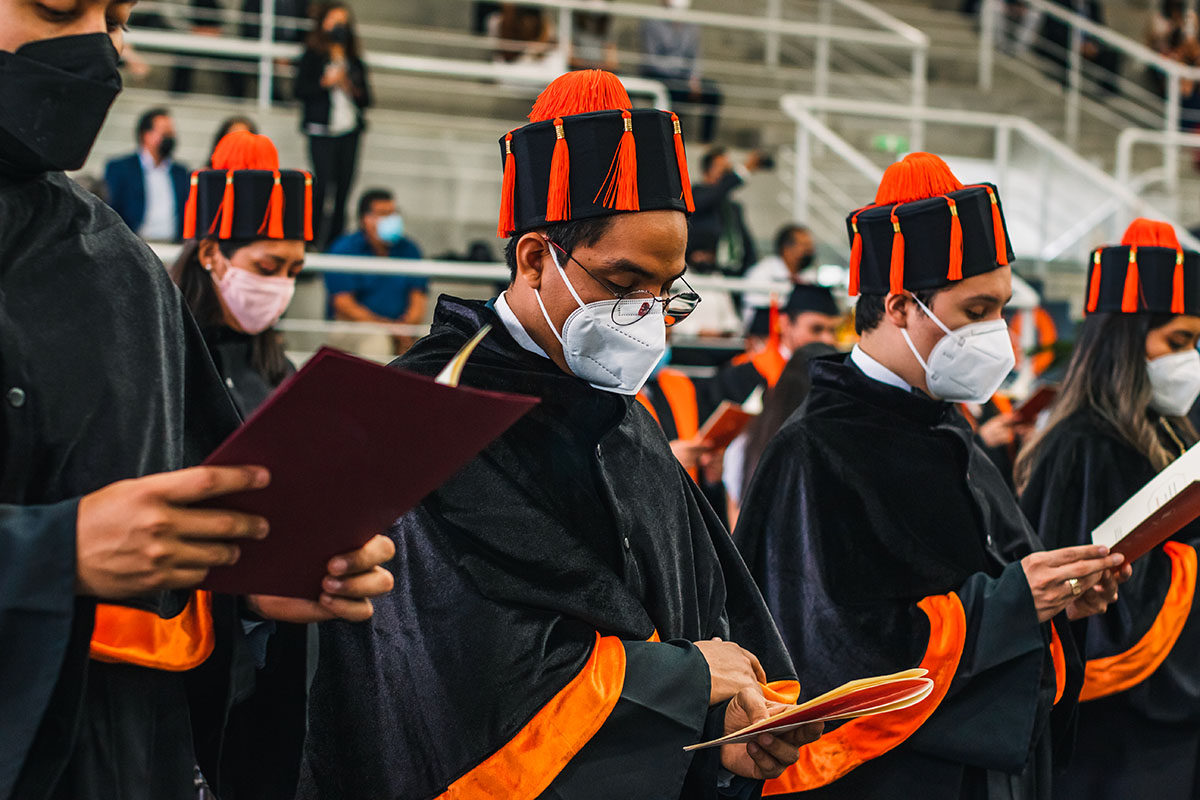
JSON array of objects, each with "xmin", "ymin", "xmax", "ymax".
[{"xmin": 325, "ymin": 188, "xmax": 429, "ymax": 352}]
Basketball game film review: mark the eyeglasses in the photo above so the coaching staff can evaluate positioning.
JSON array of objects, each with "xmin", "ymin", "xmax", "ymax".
[{"xmin": 545, "ymin": 238, "xmax": 702, "ymax": 327}]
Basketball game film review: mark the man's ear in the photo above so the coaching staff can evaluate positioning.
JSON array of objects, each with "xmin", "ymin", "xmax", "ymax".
[
  {"xmin": 883, "ymin": 292, "xmax": 912, "ymax": 329},
  {"xmin": 513, "ymin": 232, "xmax": 550, "ymax": 291}
]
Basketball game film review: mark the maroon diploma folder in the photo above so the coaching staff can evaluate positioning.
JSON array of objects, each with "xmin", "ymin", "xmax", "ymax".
[{"xmin": 199, "ymin": 347, "xmax": 538, "ymax": 598}]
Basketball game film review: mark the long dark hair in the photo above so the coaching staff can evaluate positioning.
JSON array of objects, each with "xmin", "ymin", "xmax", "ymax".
[
  {"xmin": 741, "ymin": 342, "xmax": 837, "ymax": 499},
  {"xmin": 1015, "ymin": 312, "xmax": 1198, "ymax": 491},
  {"xmin": 170, "ymin": 239, "xmax": 291, "ymax": 386},
  {"xmin": 305, "ymin": 2, "xmax": 362, "ymax": 59}
]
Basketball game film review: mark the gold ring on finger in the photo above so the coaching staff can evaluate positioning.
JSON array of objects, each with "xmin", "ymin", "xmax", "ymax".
[{"xmin": 1067, "ymin": 577, "xmax": 1082, "ymax": 596}]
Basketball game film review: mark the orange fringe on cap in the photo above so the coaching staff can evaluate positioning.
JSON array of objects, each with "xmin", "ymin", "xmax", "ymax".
[
  {"xmin": 849, "ymin": 214, "xmax": 863, "ymax": 297},
  {"xmin": 546, "ymin": 118, "xmax": 571, "ymax": 222},
  {"xmin": 1123, "ymin": 247, "xmax": 1141, "ymax": 313},
  {"xmin": 946, "ymin": 197, "xmax": 963, "ymax": 281},
  {"xmin": 182, "ymin": 172, "xmax": 199, "ymax": 240},
  {"xmin": 497, "ymin": 132, "xmax": 516, "ymax": 238},
  {"xmin": 211, "ymin": 130, "xmax": 279, "ymax": 172},
  {"xmin": 1121, "ymin": 217, "xmax": 1181, "ymax": 249},
  {"xmin": 258, "ymin": 171, "xmax": 285, "ymax": 239},
  {"xmin": 303, "ymin": 173, "xmax": 314, "ymax": 242},
  {"xmin": 596, "ymin": 110, "xmax": 639, "ymax": 211},
  {"xmin": 670, "ymin": 113, "xmax": 695, "ymax": 212},
  {"xmin": 1087, "ymin": 249, "xmax": 1103, "ymax": 313},
  {"xmin": 528, "ymin": 69, "xmax": 632, "ymax": 123},
  {"xmin": 889, "ymin": 206, "xmax": 905, "ymax": 294},
  {"xmin": 1174, "ymin": 251, "xmax": 1186, "ymax": 314},
  {"xmin": 986, "ymin": 187, "xmax": 1009, "ymax": 266},
  {"xmin": 874, "ymin": 152, "xmax": 964, "ymax": 205}
]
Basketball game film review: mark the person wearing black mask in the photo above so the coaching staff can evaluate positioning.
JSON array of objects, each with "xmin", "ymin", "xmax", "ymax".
[
  {"xmin": 741, "ymin": 223, "xmax": 817, "ymax": 319},
  {"xmin": 0, "ymin": 3, "xmax": 395, "ymax": 799},
  {"xmin": 104, "ymin": 107, "xmax": 191, "ymax": 242},
  {"xmin": 294, "ymin": 1, "xmax": 370, "ymax": 250}
]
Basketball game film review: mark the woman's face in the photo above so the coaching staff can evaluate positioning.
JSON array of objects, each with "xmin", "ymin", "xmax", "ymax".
[
  {"xmin": 322, "ymin": 6, "xmax": 350, "ymax": 31},
  {"xmin": 208, "ymin": 239, "xmax": 306, "ymax": 281},
  {"xmin": 1146, "ymin": 315, "xmax": 1200, "ymax": 360}
]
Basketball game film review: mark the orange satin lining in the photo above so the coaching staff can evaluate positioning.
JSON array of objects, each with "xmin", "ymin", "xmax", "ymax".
[
  {"xmin": 763, "ymin": 680, "xmax": 802, "ymax": 704},
  {"xmin": 750, "ymin": 347, "xmax": 787, "ymax": 389},
  {"xmin": 1049, "ymin": 625, "xmax": 1066, "ymax": 705},
  {"xmin": 437, "ymin": 633, "xmax": 626, "ymax": 799},
  {"xmin": 635, "ymin": 393, "xmax": 660, "ymax": 424},
  {"xmin": 656, "ymin": 370, "xmax": 700, "ymax": 441},
  {"xmin": 89, "ymin": 591, "xmax": 215, "ymax": 672},
  {"xmin": 763, "ymin": 593, "xmax": 967, "ymax": 795},
  {"xmin": 1080, "ymin": 541, "xmax": 1197, "ymax": 702}
]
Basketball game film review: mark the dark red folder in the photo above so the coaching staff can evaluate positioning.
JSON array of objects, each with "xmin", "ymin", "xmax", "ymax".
[{"xmin": 199, "ymin": 347, "xmax": 538, "ymax": 599}]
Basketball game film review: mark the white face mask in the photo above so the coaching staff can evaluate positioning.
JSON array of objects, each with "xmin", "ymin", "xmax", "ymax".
[
  {"xmin": 1147, "ymin": 349, "xmax": 1200, "ymax": 417},
  {"xmin": 900, "ymin": 294, "xmax": 1015, "ymax": 403},
  {"xmin": 210, "ymin": 262, "xmax": 296, "ymax": 335},
  {"xmin": 534, "ymin": 244, "xmax": 667, "ymax": 395}
]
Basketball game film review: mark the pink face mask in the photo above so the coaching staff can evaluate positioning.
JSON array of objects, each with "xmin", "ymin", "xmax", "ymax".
[{"xmin": 211, "ymin": 265, "xmax": 296, "ymax": 334}]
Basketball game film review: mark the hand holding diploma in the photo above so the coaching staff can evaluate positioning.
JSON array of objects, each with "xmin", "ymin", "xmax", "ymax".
[
  {"xmin": 721, "ymin": 687, "xmax": 824, "ymax": 780},
  {"xmin": 1020, "ymin": 544, "xmax": 1128, "ymax": 622}
]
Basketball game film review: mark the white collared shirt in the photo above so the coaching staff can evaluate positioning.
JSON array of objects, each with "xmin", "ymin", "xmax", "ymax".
[
  {"xmin": 849, "ymin": 343, "xmax": 912, "ymax": 393},
  {"xmin": 138, "ymin": 148, "xmax": 177, "ymax": 241},
  {"xmin": 494, "ymin": 291, "xmax": 549, "ymax": 359}
]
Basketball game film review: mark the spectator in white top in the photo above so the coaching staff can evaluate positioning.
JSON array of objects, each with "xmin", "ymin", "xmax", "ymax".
[
  {"xmin": 741, "ymin": 223, "xmax": 816, "ymax": 320},
  {"xmin": 104, "ymin": 109, "xmax": 191, "ymax": 242},
  {"xmin": 640, "ymin": 0, "xmax": 722, "ymax": 143}
]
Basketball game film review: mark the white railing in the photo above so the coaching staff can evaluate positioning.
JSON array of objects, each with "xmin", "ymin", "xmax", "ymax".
[
  {"xmin": 979, "ymin": 0, "xmax": 1200, "ymax": 193},
  {"xmin": 782, "ymin": 94, "xmax": 1200, "ymax": 268},
  {"xmin": 1115, "ymin": 128, "xmax": 1200, "ymax": 220}
]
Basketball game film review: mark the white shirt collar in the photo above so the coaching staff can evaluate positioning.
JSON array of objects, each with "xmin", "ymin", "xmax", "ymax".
[
  {"xmin": 139, "ymin": 148, "xmax": 169, "ymax": 172},
  {"xmin": 494, "ymin": 291, "xmax": 549, "ymax": 359},
  {"xmin": 850, "ymin": 343, "xmax": 912, "ymax": 393}
]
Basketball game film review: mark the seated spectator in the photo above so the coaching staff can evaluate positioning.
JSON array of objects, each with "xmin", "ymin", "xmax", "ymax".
[
  {"xmin": 104, "ymin": 107, "xmax": 190, "ymax": 242},
  {"xmin": 488, "ymin": 3, "xmax": 556, "ymax": 64},
  {"xmin": 678, "ymin": 259, "xmax": 741, "ymax": 337},
  {"xmin": 570, "ymin": 1, "xmax": 618, "ymax": 71},
  {"xmin": 741, "ymin": 223, "xmax": 817, "ymax": 317},
  {"xmin": 325, "ymin": 189, "xmax": 429, "ymax": 355},
  {"xmin": 640, "ymin": 0, "xmax": 722, "ymax": 143},
  {"xmin": 688, "ymin": 147, "xmax": 764, "ymax": 276}
]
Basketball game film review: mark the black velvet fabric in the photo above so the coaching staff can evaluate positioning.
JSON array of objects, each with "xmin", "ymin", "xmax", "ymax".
[
  {"xmin": 300, "ymin": 296, "xmax": 793, "ymax": 799},
  {"xmin": 189, "ymin": 169, "xmax": 310, "ymax": 242},
  {"xmin": 1020, "ymin": 412, "xmax": 1200, "ymax": 798},
  {"xmin": 1085, "ymin": 246, "xmax": 1200, "ymax": 315},
  {"xmin": 0, "ymin": 171, "xmax": 241, "ymax": 799},
  {"xmin": 734, "ymin": 355, "xmax": 1076, "ymax": 799}
]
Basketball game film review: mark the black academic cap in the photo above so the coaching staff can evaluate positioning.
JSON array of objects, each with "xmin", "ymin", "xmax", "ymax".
[
  {"xmin": 1085, "ymin": 218, "xmax": 1200, "ymax": 315},
  {"xmin": 746, "ymin": 307, "xmax": 772, "ymax": 338},
  {"xmin": 783, "ymin": 284, "xmax": 839, "ymax": 317},
  {"xmin": 496, "ymin": 70, "xmax": 693, "ymax": 237}
]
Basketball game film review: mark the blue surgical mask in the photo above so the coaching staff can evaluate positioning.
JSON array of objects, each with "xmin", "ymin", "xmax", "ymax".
[{"xmin": 376, "ymin": 213, "xmax": 404, "ymax": 245}]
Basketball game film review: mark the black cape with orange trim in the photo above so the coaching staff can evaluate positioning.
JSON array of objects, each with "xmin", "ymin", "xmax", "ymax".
[
  {"xmin": 734, "ymin": 356, "xmax": 1080, "ymax": 800},
  {"xmin": 0, "ymin": 171, "xmax": 245, "ymax": 800},
  {"xmin": 299, "ymin": 297, "xmax": 796, "ymax": 800},
  {"xmin": 1020, "ymin": 411, "xmax": 1200, "ymax": 800}
]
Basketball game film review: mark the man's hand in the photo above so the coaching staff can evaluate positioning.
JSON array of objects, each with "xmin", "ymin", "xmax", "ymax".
[
  {"xmin": 977, "ymin": 413, "xmax": 1015, "ymax": 449},
  {"xmin": 247, "ymin": 534, "xmax": 396, "ymax": 623},
  {"xmin": 1066, "ymin": 562, "xmax": 1132, "ymax": 620},
  {"xmin": 76, "ymin": 466, "xmax": 271, "ymax": 599},
  {"xmin": 1021, "ymin": 545, "xmax": 1125, "ymax": 623},
  {"xmin": 695, "ymin": 638, "xmax": 767, "ymax": 705},
  {"xmin": 721, "ymin": 687, "xmax": 823, "ymax": 780},
  {"xmin": 670, "ymin": 438, "xmax": 711, "ymax": 472}
]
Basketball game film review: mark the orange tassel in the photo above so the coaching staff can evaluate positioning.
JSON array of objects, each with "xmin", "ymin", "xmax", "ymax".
[
  {"xmin": 1174, "ymin": 251, "xmax": 1186, "ymax": 314},
  {"xmin": 259, "ymin": 171, "xmax": 284, "ymax": 238},
  {"xmin": 182, "ymin": 172, "xmax": 199, "ymax": 240},
  {"xmin": 1086, "ymin": 249, "xmax": 1103, "ymax": 313},
  {"xmin": 889, "ymin": 207, "xmax": 905, "ymax": 294},
  {"xmin": 528, "ymin": 69, "xmax": 632, "ymax": 122},
  {"xmin": 671, "ymin": 113, "xmax": 695, "ymax": 212},
  {"xmin": 987, "ymin": 188, "xmax": 1009, "ymax": 266},
  {"xmin": 497, "ymin": 132, "xmax": 516, "ymax": 238},
  {"xmin": 209, "ymin": 171, "xmax": 235, "ymax": 238},
  {"xmin": 546, "ymin": 118, "xmax": 571, "ymax": 222},
  {"xmin": 848, "ymin": 216, "xmax": 862, "ymax": 297},
  {"xmin": 947, "ymin": 198, "xmax": 963, "ymax": 281},
  {"xmin": 597, "ymin": 110, "xmax": 639, "ymax": 211},
  {"xmin": 304, "ymin": 173, "xmax": 314, "ymax": 242},
  {"xmin": 768, "ymin": 294, "xmax": 780, "ymax": 352},
  {"xmin": 1122, "ymin": 247, "xmax": 1140, "ymax": 313}
]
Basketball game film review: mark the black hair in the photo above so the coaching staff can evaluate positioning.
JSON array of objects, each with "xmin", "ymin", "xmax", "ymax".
[
  {"xmin": 503, "ymin": 216, "xmax": 617, "ymax": 281},
  {"xmin": 209, "ymin": 116, "xmax": 258, "ymax": 163},
  {"xmin": 306, "ymin": 2, "xmax": 362, "ymax": 59},
  {"xmin": 136, "ymin": 107, "xmax": 170, "ymax": 144},
  {"xmin": 170, "ymin": 238, "xmax": 291, "ymax": 386},
  {"xmin": 701, "ymin": 147, "xmax": 727, "ymax": 175},
  {"xmin": 358, "ymin": 188, "xmax": 394, "ymax": 221},
  {"xmin": 774, "ymin": 224, "xmax": 809, "ymax": 257},
  {"xmin": 853, "ymin": 288, "xmax": 942, "ymax": 335}
]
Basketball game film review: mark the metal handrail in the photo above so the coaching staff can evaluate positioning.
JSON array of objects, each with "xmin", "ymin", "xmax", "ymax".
[{"xmin": 780, "ymin": 94, "xmax": 1200, "ymax": 264}]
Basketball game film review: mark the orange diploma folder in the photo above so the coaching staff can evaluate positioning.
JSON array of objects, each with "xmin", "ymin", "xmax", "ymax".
[
  {"xmin": 697, "ymin": 401, "xmax": 757, "ymax": 450},
  {"xmin": 199, "ymin": 344, "xmax": 538, "ymax": 599},
  {"xmin": 684, "ymin": 670, "xmax": 935, "ymax": 751}
]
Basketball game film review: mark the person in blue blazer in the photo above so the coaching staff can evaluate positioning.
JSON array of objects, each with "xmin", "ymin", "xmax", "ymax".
[{"xmin": 104, "ymin": 108, "xmax": 191, "ymax": 241}]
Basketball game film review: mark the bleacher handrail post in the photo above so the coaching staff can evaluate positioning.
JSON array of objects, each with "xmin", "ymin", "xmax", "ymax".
[{"xmin": 256, "ymin": 0, "xmax": 276, "ymax": 111}]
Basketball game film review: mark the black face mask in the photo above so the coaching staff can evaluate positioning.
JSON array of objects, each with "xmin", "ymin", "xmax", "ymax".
[
  {"xmin": 0, "ymin": 33, "xmax": 122, "ymax": 178},
  {"xmin": 158, "ymin": 135, "xmax": 177, "ymax": 161},
  {"xmin": 327, "ymin": 25, "xmax": 351, "ymax": 45}
]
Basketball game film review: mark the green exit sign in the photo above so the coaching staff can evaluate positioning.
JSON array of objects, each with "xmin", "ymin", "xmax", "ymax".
[{"xmin": 872, "ymin": 133, "xmax": 909, "ymax": 154}]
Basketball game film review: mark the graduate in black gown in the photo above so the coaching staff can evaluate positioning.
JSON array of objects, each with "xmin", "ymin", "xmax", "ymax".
[
  {"xmin": 0, "ymin": 15, "xmax": 394, "ymax": 796},
  {"xmin": 1017, "ymin": 217, "xmax": 1200, "ymax": 800},
  {"xmin": 734, "ymin": 152, "xmax": 1127, "ymax": 800},
  {"xmin": 169, "ymin": 130, "xmax": 312, "ymax": 800},
  {"xmin": 300, "ymin": 69, "xmax": 823, "ymax": 800}
]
